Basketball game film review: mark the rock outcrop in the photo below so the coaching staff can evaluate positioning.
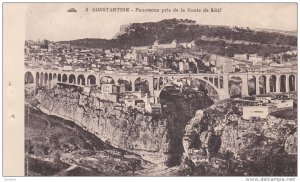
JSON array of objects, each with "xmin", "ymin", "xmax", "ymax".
[
  {"xmin": 28, "ymin": 83, "xmax": 215, "ymax": 166},
  {"xmin": 182, "ymin": 99, "xmax": 297, "ymax": 165},
  {"xmin": 285, "ymin": 132, "xmax": 297, "ymax": 154},
  {"xmin": 30, "ymin": 85, "xmax": 170, "ymax": 164}
]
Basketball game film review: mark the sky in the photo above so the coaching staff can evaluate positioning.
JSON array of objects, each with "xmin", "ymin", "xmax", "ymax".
[{"xmin": 25, "ymin": 3, "xmax": 297, "ymax": 41}]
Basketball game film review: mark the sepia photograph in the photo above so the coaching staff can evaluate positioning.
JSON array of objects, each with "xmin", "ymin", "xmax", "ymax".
[{"xmin": 3, "ymin": 2, "xmax": 298, "ymax": 178}]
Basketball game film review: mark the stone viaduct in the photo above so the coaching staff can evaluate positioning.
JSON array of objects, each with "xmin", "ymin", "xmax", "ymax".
[{"xmin": 25, "ymin": 67, "xmax": 297, "ymax": 102}]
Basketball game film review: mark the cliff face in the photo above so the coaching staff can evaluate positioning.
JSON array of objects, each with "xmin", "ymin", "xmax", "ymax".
[
  {"xmin": 183, "ymin": 100, "xmax": 297, "ymax": 157},
  {"xmin": 182, "ymin": 99, "xmax": 297, "ymax": 175},
  {"xmin": 219, "ymin": 115, "xmax": 297, "ymax": 156},
  {"xmin": 32, "ymin": 85, "xmax": 170, "ymax": 164},
  {"xmin": 28, "ymin": 83, "xmax": 215, "ymax": 166}
]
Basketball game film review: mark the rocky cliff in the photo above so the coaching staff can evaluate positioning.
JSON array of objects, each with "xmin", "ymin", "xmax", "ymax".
[
  {"xmin": 30, "ymin": 85, "xmax": 171, "ymax": 164},
  {"xmin": 26, "ymin": 83, "xmax": 297, "ymax": 175},
  {"xmin": 28, "ymin": 83, "xmax": 215, "ymax": 166},
  {"xmin": 182, "ymin": 99, "xmax": 297, "ymax": 175}
]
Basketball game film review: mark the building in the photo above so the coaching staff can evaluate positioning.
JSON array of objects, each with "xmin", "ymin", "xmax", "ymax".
[
  {"xmin": 30, "ymin": 44, "xmax": 40, "ymax": 50},
  {"xmin": 234, "ymin": 63, "xmax": 249, "ymax": 72},
  {"xmin": 255, "ymin": 95, "xmax": 273, "ymax": 103},
  {"xmin": 210, "ymin": 66, "xmax": 222, "ymax": 74},
  {"xmin": 248, "ymin": 65, "xmax": 269, "ymax": 73},
  {"xmin": 242, "ymin": 105, "xmax": 277, "ymax": 120},
  {"xmin": 131, "ymin": 46, "xmax": 151, "ymax": 52},
  {"xmin": 210, "ymin": 55, "xmax": 234, "ymax": 73},
  {"xmin": 151, "ymin": 104, "xmax": 162, "ymax": 114},
  {"xmin": 101, "ymin": 84, "xmax": 113, "ymax": 94},
  {"xmin": 152, "ymin": 40, "xmax": 177, "ymax": 49},
  {"xmin": 112, "ymin": 84, "xmax": 126, "ymax": 94},
  {"xmin": 264, "ymin": 58, "xmax": 274, "ymax": 64},
  {"xmin": 180, "ymin": 40, "xmax": 195, "ymax": 49},
  {"xmin": 179, "ymin": 61, "xmax": 189, "ymax": 73},
  {"xmin": 234, "ymin": 54, "xmax": 249, "ymax": 60},
  {"xmin": 135, "ymin": 100, "xmax": 146, "ymax": 112},
  {"xmin": 222, "ymin": 60, "xmax": 233, "ymax": 73},
  {"xmin": 249, "ymin": 56, "xmax": 264, "ymax": 65},
  {"xmin": 75, "ymin": 68, "xmax": 85, "ymax": 72},
  {"xmin": 63, "ymin": 65, "xmax": 73, "ymax": 71},
  {"xmin": 99, "ymin": 92, "xmax": 119, "ymax": 103},
  {"xmin": 272, "ymin": 100, "xmax": 294, "ymax": 110}
]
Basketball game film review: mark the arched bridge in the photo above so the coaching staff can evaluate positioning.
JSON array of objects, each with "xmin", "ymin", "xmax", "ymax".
[{"xmin": 25, "ymin": 68, "xmax": 297, "ymax": 102}]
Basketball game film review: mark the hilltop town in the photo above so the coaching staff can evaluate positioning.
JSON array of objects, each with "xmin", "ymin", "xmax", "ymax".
[
  {"xmin": 25, "ymin": 19, "xmax": 297, "ymax": 75},
  {"xmin": 25, "ymin": 19, "xmax": 297, "ymax": 116}
]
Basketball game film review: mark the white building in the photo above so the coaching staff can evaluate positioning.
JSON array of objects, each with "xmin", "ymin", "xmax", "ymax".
[
  {"xmin": 63, "ymin": 65, "xmax": 73, "ymax": 71},
  {"xmin": 222, "ymin": 60, "xmax": 233, "ymax": 73},
  {"xmin": 249, "ymin": 56, "xmax": 264, "ymax": 65},
  {"xmin": 234, "ymin": 54, "xmax": 249, "ymax": 60},
  {"xmin": 75, "ymin": 68, "xmax": 85, "ymax": 72},
  {"xmin": 131, "ymin": 46, "xmax": 151, "ymax": 52},
  {"xmin": 152, "ymin": 40, "xmax": 177, "ymax": 49},
  {"xmin": 179, "ymin": 61, "xmax": 189, "ymax": 73},
  {"xmin": 272, "ymin": 100, "xmax": 294, "ymax": 110},
  {"xmin": 180, "ymin": 40, "xmax": 195, "ymax": 49},
  {"xmin": 255, "ymin": 96, "xmax": 272, "ymax": 103},
  {"xmin": 101, "ymin": 84, "xmax": 113, "ymax": 94},
  {"xmin": 243, "ymin": 105, "xmax": 277, "ymax": 120},
  {"xmin": 124, "ymin": 52, "xmax": 137, "ymax": 60}
]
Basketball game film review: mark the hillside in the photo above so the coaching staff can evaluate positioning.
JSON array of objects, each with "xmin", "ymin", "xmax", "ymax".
[
  {"xmin": 58, "ymin": 19, "xmax": 297, "ymax": 52},
  {"xmin": 254, "ymin": 28, "xmax": 297, "ymax": 36}
]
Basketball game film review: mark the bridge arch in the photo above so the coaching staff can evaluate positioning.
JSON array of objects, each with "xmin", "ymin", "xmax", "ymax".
[
  {"xmin": 158, "ymin": 77, "xmax": 221, "ymax": 101},
  {"xmin": 208, "ymin": 77, "xmax": 214, "ymax": 85},
  {"xmin": 117, "ymin": 77, "xmax": 132, "ymax": 91},
  {"xmin": 158, "ymin": 77, "xmax": 164, "ymax": 90},
  {"xmin": 77, "ymin": 74, "xmax": 86, "ymax": 85},
  {"xmin": 69, "ymin": 74, "xmax": 76, "ymax": 84},
  {"xmin": 25, "ymin": 71, "xmax": 34, "ymax": 84},
  {"xmin": 280, "ymin": 75, "xmax": 287, "ymax": 92},
  {"xmin": 58, "ymin": 74, "xmax": 61, "ymax": 82},
  {"xmin": 248, "ymin": 75, "xmax": 257, "ymax": 96},
  {"xmin": 134, "ymin": 77, "xmax": 150, "ymax": 93},
  {"xmin": 229, "ymin": 76, "xmax": 242, "ymax": 97},
  {"xmin": 213, "ymin": 76, "xmax": 219, "ymax": 88},
  {"xmin": 48, "ymin": 73, "xmax": 53, "ymax": 88},
  {"xmin": 259, "ymin": 75, "xmax": 267, "ymax": 94},
  {"xmin": 53, "ymin": 73, "xmax": 57, "ymax": 80},
  {"xmin": 219, "ymin": 76, "xmax": 224, "ymax": 88},
  {"xmin": 44, "ymin": 73, "xmax": 48, "ymax": 85},
  {"xmin": 289, "ymin": 75, "xmax": 296, "ymax": 91},
  {"xmin": 36, "ymin": 72, "xmax": 40, "ymax": 87},
  {"xmin": 87, "ymin": 75, "xmax": 96, "ymax": 85},
  {"xmin": 163, "ymin": 77, "xmax": 169, "ymax": 85},
  {"xmin": 100, "ymin": 76, "xmax": 115, "ymax": 85},
  {"xmin": 62, "ymin": 74, "xmax": 68, "ymax": 83},
  {"xmin": 154, "ymin": 77, "xmax": 164, "ymax": 90},
  {"xmin": 269, "ymin": 75, "xmax": 277, "ymax": 92},
  {"xmin": 40, "ymin": 72, "xmax": 44, "ymax": 86}
]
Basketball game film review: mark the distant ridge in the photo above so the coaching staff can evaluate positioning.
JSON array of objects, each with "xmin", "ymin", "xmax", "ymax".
[
  {"xmin": 253, "ymin": 28, "xmax": 297, "ymax": 36},
  {"xmin": 57, "ymin": 18, "xmax": 297, "ymax": 49}
]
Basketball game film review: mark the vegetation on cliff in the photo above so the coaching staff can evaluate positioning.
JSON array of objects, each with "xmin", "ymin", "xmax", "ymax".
[
  {"xmin": 182, "ymin": 99, "xmax": 297, "ymax": 176},
  {"xmin": 58, "ymin": 19, "xmax": 296, "ymax": 56}
]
